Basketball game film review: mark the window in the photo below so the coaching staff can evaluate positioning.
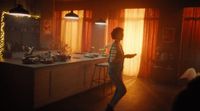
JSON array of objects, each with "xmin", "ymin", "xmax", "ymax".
[
  {"xmin": 123, "ymin": 9, "xmax": 145, "ymax": 76},
  {"xmin": 61, "ymin": 10, "xmax": 84, "ymax": 53}
]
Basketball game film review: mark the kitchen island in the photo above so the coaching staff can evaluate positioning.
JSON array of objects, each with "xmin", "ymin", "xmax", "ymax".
[{"xmin": 0, "ymin": 53, "xmax": 108, "ymax": 111}]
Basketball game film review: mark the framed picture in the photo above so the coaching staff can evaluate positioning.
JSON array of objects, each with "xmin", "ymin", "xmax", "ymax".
[{"xmin": 162, "ymin": 27, "xmax": 176, "ymax": 43}]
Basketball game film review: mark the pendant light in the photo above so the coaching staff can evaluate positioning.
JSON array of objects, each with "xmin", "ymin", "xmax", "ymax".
[
  {"xmin": 9, "ymin": 4, "xmax": 30, "ymax": 17},
  {"xmin": 64, "ymin": 10, "xmax": 79, "ymax": 20},
  {"xmin": 95, "ymin": 18, "xmax": 106, "ymax": 25}
]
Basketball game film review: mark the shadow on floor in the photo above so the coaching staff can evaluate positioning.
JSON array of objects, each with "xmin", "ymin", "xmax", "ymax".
[{"xmin": 36, "ymin": 77, "xmax": 183, "ymax": 111}]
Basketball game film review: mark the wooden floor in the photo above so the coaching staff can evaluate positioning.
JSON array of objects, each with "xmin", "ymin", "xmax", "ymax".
[{"xmin": 36, "ymin": 76, "xmax": 184, "ymax": 111}]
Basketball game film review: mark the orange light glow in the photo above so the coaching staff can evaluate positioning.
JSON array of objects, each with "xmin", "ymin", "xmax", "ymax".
[
  {"xmin": 123, "ymin": 9, "xmax": 145, "ymax": 76},
  {"xmin": 8, "ymin": 13, "xmax": 31, "ymax": 17}
]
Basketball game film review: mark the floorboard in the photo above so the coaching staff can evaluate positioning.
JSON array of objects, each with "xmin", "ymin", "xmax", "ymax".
[{"xmin": 36, "ymin": 76, "xmax": 184, "ymax": 111}]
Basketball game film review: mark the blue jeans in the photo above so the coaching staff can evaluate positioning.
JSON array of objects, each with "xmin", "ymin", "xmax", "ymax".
[{"xmin": 108, "ymin": 62, "xmax": 127, "ymax": 107}]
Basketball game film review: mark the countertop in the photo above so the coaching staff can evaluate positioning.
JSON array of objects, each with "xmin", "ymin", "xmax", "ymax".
[{"xmin": 0, "ymin": 53, "xmax": 108, "ymax": 69}]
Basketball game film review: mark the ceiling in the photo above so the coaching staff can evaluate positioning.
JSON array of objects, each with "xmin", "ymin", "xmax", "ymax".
[
  {"xmin": 55, "ymin": 0, "xmax": 200, "ymax": 2},
  {"xmin": 55, "ymin": 0, "xmax": 86, "ymax": 1},
  {"xmin": 54, "ymin": 0, "xmax": 200, "ymax": 10}
]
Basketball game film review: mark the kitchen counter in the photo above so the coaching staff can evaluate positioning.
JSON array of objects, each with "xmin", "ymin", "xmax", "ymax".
[
  {"xmin": 1, "ymin": 53, "xmax": 108, "ymax": 111},
  {"xmin": 0, "ymin": 53, "xmax": 108, "ymax": 69}
]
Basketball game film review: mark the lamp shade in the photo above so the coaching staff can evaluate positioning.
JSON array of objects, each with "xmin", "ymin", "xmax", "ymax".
[
  {"xmin": 95, "ymin": 19, "xmax": 106, "ymax": 25},
  {"xmin": 9, "ymin": 4, "xmax": 30, "ymax": 17},
  {"xmin": 64, "ymin": 11, "xmax": 79, "ymax": 20}
]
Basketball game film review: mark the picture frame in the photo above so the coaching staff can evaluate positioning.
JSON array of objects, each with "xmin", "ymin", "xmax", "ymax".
[{"xmin": 162, "ymin": 27, "xmax": 176, "ymax": 43}]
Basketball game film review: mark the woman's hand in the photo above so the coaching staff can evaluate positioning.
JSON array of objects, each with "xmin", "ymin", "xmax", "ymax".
[{"xmin": 124, "ymin": 53, "xmax": 137, "ymax": 58}]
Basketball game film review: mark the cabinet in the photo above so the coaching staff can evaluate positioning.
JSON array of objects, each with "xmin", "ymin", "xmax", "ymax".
[
  {"xmin": 34, "ymin": 69, "xmax": 51, "ymax": 108},
  {"xmin": 34, "ymin": 64, "xmax": 85, "ymax": 108},
  {"xmin": 33, "ymin": 58, "xmax": 107, "ymax": 108},
  {"xmin": 82, "ymin": 62, "xmax": 94, "ymax": 90},
  {"xmin": 51, "ymin": 63, "xmax": 84, "ymax": 102},
  {"xmin": 1, "ymin": 57, "xmax": 107, "ymax": 110},
  {"xmin": 151, "ymin": 46, "xmax": 178, "ymax": 84}
]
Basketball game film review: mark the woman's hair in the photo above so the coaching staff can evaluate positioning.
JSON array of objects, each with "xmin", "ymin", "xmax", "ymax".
[{"xmin": 111, "ymin": 27, "xmax": 124, "ymax": 39}]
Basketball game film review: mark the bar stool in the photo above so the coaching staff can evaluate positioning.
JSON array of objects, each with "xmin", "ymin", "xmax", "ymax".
[{"xmin": 90, "ymin": 62, "xmax": 113, "ymax": 96}]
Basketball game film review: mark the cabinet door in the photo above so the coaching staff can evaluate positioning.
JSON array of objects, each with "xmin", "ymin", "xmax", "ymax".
[
  {"xmin": 51, "ymin": 63, "xmax": 84, "ymax": 102},
  {"xmin": 34, "ymin": 69, "xmax": 51, "ymax": 108},
  {"xmin": 82, "ymin": 61, "xmax": 94, "ymax": 90}
]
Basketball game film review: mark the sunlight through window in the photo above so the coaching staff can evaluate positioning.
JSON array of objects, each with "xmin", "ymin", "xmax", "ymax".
[
  {"xmin": 61, "ymin": 10, "xmax": 84, "ymax": 54},
  {"xmin": 123, "ymin": 9, "xmax": 145, "ymax": 76}
]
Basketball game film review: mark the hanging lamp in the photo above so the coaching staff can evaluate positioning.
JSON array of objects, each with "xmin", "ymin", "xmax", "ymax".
[
  {"xmin": 95, "ymin": 18, "xmax": 106, "ymax": 25},
  {"xmin": 64, "ymin": 10, "xmax": 79, "ymax": 20},
  {"xmin": 9, "ymin": 4, "xmax": 30, "ymax": 17}
]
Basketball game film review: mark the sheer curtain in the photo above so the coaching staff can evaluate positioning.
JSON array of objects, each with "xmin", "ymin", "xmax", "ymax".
[
  {"xmin": 179, "ymin": 8, "xmax": 200, "ymax": 75},
  {"xmin": 123, "ymin": 9, "xmax": 145, "ymax": 76},
  {"xmin": 61, "ymin": 10, "xmax": 84, "ymax": 53},
  {"xmin": 138, "ymin": 8, "xmax": 160, "ymax": 78},
  {"xmin": 105, "ymin": 8, "xmax": 159, "ymax": 77}
]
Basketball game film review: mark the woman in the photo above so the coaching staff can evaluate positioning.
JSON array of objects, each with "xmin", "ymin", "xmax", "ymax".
[{"xmin": 106, "ymin": 27, "xmax": 137, "ymax": 111}]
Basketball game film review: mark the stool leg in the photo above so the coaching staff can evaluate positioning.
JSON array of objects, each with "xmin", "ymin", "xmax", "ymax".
[
  {"xmin": 98, "ymin": 67, "xmax": 101, "ymax": 86},
  {"xmin": 90, "ymin": 64, "xmax": 113, "ymax": 97},
  {"xmin": 103, "ymin": 67, "xmax": 106, "ymax": 96}
]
